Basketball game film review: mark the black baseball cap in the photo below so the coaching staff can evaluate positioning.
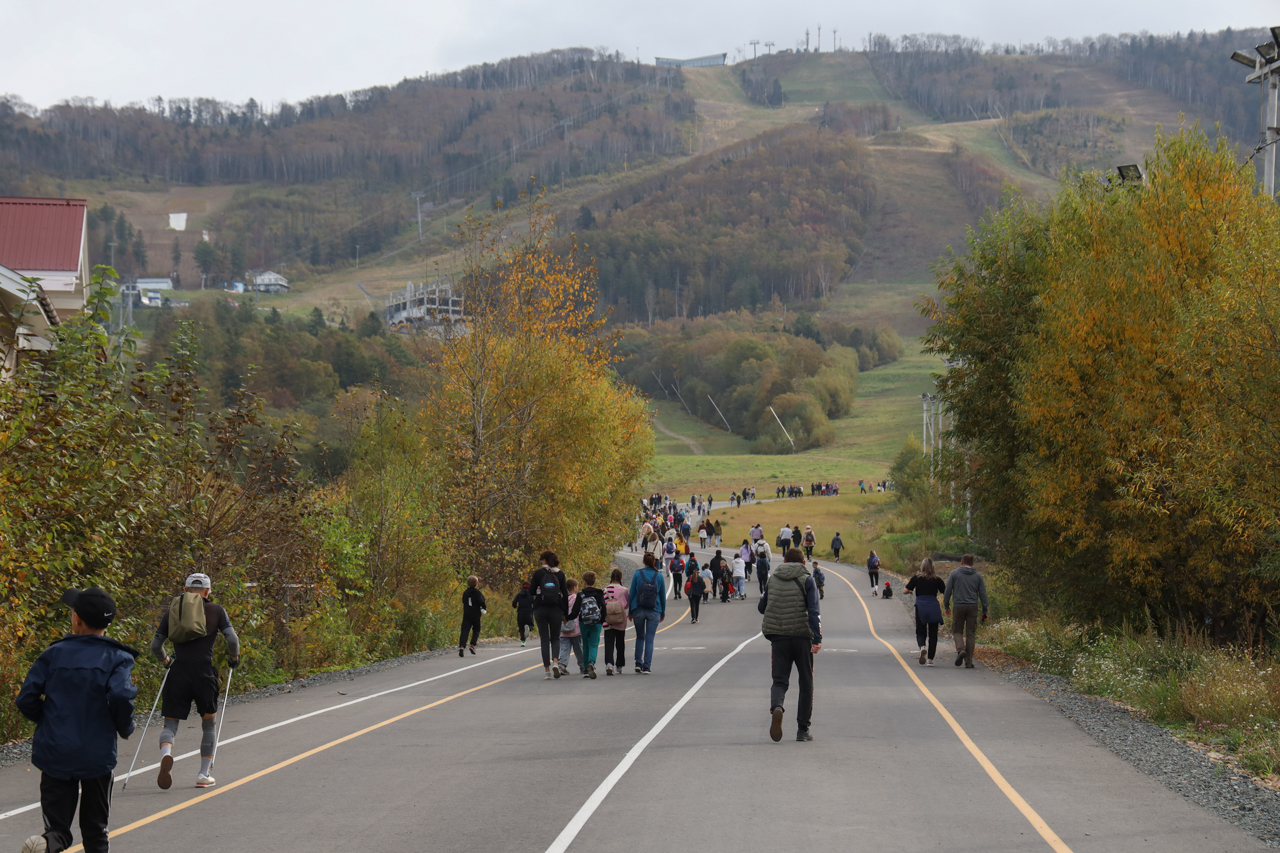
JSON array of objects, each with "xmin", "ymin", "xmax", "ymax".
[{"xmin": 61, "ymin": 587, "xmax": 117, "ymax": 629}]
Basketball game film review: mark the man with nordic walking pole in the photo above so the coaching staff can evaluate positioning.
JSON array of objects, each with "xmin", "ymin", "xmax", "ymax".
[
  {"xmin": 150, "ymin": 573, "xmax": 240, "ymax": 790},
  {"xmin": 16, "ymin": 588, "xmax": 137, "ymax": 853}
]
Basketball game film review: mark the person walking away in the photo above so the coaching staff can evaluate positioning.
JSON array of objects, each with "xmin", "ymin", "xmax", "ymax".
[
  {"xmin": 713, "ymin": 519, "xmax": 723, "ymax": 546},
  {"xmin": 577, "ymin": 571, "xmax": 605, "ymax": 678},
  {"xmin": 790, "ymin": 524, "xmax": 803, "ymax": 551},
  {"xmin": 944, "ymin": 555, "xmax": 988, "ymax": 668},
  {"xmin": 802, "ymin": 526, "xmax": 817, "ymax": 559},
  {"xmin": 558, "ymin": 579, "xmax": 584, "ymax": 675},
  {"xmin": 602, "ymin": 569, "xmax": 630, "ymax": 675},
  {"xmin": 17, "ymin": 588, "xmax": 137, "ymax": 853},
  {"xmin": 511, "ymin": 582, "xmax": 535, "ymax": 646},
  {"xmin": 830, "ymin": 533, "xmax": 844, "ymax": 562},
  {"xmin": 754, "ymin": 538, "xmax": 773, "ymax": 591},
  {"xmin": 732, "ymin": 554, "xmax": 747, "ymax": 599},
  {"xmin": 811, "ymin": 562, "xmax": 826, "ymax": 600},
  {"xmin": 151, "ymin": 572, "xmax": 240, "ymax": 790},
  {"xmin": 698, "ymin": 523, "xmax": 708, "ymax": 550},
  {"xmin": 529, "ymin": 552, "xmax": 569, "ymax": 680},
  {"xmin": 670, "ymin": 553, "xmax": 685, "ymax": 601},
  {"xmin": 777, "ymin": 524, "xmax": 791, "ymax": 550},
  {"xmin": 662, "ymin": 537, "xmax": 677, "ymax": 575},
  {"xmin": 906, "ymin": 558, "xmax": 946, "ymax": 666},
  {"xmin": 726, "ymin": 555, "xmax": 743, "ymax": 602},
  {"xmin": 629, "ymin": 554, "xmax": 666, "ymax": 673},
  {"xmin": 459, "ymin": 576, "xmax": 486, "ymax": 657},
  {"xmin": 687, "ymin": 569, "xmax": 706, "ymax": 623},
  {"xmin": 867, "ymin": 550, "xmax": 882, "ymax": 596},
  {"xmin": 758, "ymin": 549, "xmax": 822, "ymax": 742}
]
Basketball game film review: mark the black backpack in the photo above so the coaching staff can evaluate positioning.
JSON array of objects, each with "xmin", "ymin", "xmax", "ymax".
[
  {"xmin": 635, "ymin": 569, "xmax": 659, "ymax": 609},
  {"xmin": 537, "ymin": 572, "xmax": 562, "ymax": 607}
]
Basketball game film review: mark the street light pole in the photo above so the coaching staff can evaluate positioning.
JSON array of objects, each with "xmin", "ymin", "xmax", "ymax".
[{"xmin": 1231, "ymin": 27, "xmax": 1280, "ymax": 199}]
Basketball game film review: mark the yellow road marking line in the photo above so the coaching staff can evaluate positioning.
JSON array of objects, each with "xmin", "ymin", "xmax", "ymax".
[
  {"xmin": 64, "ymin": 606, "xmax": 691, "ymax": 850},
  {"xmin": 828, "ymin": 568, "xmax": 1074, "ymax": 853}
]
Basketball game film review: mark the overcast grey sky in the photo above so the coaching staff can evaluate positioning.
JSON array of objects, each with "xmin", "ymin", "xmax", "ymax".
[{"xmin": 5, "ymin": 0, "xmax": 1276, "ymax": 109}]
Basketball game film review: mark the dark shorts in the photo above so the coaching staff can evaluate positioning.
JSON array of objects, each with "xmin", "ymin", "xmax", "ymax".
[{"xmin": 162, "ymin": 661, "xmax": 220, "ymax": 719}]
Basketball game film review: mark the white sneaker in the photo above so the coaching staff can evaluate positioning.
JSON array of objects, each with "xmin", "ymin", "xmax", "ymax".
[
  {"xmin": 196, "ymin": 774, "xmax": 216, "ymax": 788},
  {"xmin": 926, "ymin": 660, "xmax": 935, "ymax": 667},
  {"xmin": 919, "ymin": 647, "xmax": 927, "ymax": 665},
  {"xmin": 21, "ymin": 835, "xmax": 47, "ymax": 853}
]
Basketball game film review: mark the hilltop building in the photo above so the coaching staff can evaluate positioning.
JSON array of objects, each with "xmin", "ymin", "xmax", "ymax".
[
  {"xmin": 655, "ymin": 54, "xmax": 727, "ymax": 68},
  {"xmin": 251, "ymin": 270, "xmax": 290, "ymax": 293},
  {"xmin": 385, "ymin": 280, "xmax": 464, "ymax": 331}
]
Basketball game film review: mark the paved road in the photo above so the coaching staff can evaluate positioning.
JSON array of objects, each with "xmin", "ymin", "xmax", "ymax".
[{"xmin": 0, "ymin": 553, "xmax": 1267, "ymax": 852}]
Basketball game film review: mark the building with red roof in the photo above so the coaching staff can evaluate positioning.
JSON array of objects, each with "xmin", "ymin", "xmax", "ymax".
[{"xmin": 0, "ymin": 197, "xmax": 91, "ymax": 377}]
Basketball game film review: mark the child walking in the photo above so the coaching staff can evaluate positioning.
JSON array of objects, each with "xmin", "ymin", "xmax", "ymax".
[
  {"xmin": 577, "ymin": 571, "xmax": 606, "ymax": 679},
  {"xmin": 602, "ymin": 568, "xmax": 630, "ymax": 675},
  {"xmin": 511, "ymin": 582, "xmax": 534, "ymax": 646},
  {"xmin": 459, "ymin": 575, "xmax": 486, "ymax": 657},
  {"xmin": 558, "ymin": 578, "xmax": 584, "ymax": 675}
]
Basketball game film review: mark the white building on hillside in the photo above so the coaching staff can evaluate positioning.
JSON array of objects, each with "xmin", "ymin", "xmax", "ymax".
[{"xmin": 251, "ymin": 270, "xmax": 289, "ymax": 293}]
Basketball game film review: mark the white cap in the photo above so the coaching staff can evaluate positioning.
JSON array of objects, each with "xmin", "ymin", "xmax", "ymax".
[{"xmin": 184, "ymin": 573, "xmax": 212, "ymax": 590}]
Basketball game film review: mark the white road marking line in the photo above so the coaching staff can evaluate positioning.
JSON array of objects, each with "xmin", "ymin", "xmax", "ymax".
[
  {"xmin": 0, "ymin": 646, "xmax": 537, "ymax": 821},
  {"xmin": 544, "ymin": 632, "xmax": 761, "ymax": 853}
]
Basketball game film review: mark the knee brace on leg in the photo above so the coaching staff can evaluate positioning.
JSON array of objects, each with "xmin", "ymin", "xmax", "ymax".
[
  {"xmin": 160, "ymin": 719, "xmax": 179, "ymax": 747},
  {"xmin": 201, "ymin": 716, "xmax": 216, "ymax": 756}
]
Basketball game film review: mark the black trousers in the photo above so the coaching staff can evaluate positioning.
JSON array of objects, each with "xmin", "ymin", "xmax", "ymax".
[
  {"xmin": 769, "ymin": 636, "xmax": 814, "ymax": 732},
  {"xmin": 915, "ymin": 607, "xmax": 940, "ymax": 659},
  {"xmin": 533, "ymin": 606, "xmax": 563, "ymax": 668},
  {"xmin": 868, "ymin": 570, "xmax": 880, "ymax": 588},
  {"xmin": 603, "ymin": 627, "xmax": 626, "ymax": 667},
  {"xmin": 459, "ymin": 613, "xmax": 481, "ymax": 648},
  {"xmin": 671, "ymin": 571, "xmax": 683, "ymax": 599},
  {"xmin": 40, "ymin": 771, "xmax": 112, "ymax": 853},
  {"xmin": 688, "ymin": 595, "xmax": 700, "ymax": 621}
]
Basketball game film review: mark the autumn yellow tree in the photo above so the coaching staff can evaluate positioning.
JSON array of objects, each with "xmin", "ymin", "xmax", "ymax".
[
  {"xmin": 421, "ymin": 197, "xmax": 652, "ymax": 587},
  {"xmin": 927, "ymin": 126, "xmax": 1278, "ymax": 639}
]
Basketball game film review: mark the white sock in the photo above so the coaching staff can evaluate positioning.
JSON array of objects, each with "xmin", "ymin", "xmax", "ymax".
[
  {"xmin": 160, "ymin": 744, "xmax": 172, "ymax": 758},
  {"xmin": 199, "ymin": 757, "xmax": 212, "ymax": 776}
]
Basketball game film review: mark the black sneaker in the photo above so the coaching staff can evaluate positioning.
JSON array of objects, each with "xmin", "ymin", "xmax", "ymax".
[
  {"xmin": 965, "ymin": 663, "xmax": 975, "ymax": 669},
  {"xmin": 635, "ymin": 665, "xmax": 642, "ymax": 673},
  {"xmin": 955, "ymin": 653, "xmax": 965, "ymax": 667},
  {"xmin": 458, "ymin": 648, "xmax": 465, "ymax": 658},
  {"xmin": 796, "ymin": 730, "xmax": 813, "ymax": 742},
  {"xmin": 769, "ymin": 707, "xmax": 784, "ymax": 742},
  {"xmin": 641, "ymin": 667, "xmax": 651, "ymax": 674}
]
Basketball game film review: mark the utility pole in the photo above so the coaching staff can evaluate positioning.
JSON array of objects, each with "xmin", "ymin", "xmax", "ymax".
[
  {"xmin": 817, "ymin": 25, "xmax": 821, "ymax": 53},
  {"xmin": 411, "ymin": 191, "xmax": 425, "ymax": 240},
  {"xmin": 749, "ymin": 39, "xmax": 760, "ymax": 61},
  {"xmin": 805, "ymin": 29, "xmax": 810, "ymax": 53},
  {"xmin": 107, "ymin": 241, "xmax": 117, "ymax": 268},
  {"xmin": 355, "ymin": 243, "xmax": 360, "ymax": 270},
  {"xmin": 1231, "ymin": 27, "xmax": 1280, "ymax": 198},
  {"xmin": 765, "ymin": 41, "xmax": 775, "ymax": 55},
  {"xmin": 833, "ymin": 28, "xmax": 837, "ymax": 52}
]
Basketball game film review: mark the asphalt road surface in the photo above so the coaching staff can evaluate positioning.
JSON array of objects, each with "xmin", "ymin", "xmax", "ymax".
[{"xmin": 0, "ymin": 552, "xmax": 1268, "ymax": 852}]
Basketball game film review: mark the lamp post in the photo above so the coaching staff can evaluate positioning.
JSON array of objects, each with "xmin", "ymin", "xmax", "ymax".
[
  {"xmin": 411, "ymin": 191, "xmax": 425, "ymax": 241},
  {"xmin": 1230, "ymin": 26, "xmax": 1280, "ymax": 199}
]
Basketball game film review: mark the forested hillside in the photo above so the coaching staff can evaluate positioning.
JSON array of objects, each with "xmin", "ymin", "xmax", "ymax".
[
  {"xmin": 616, "ymin": 310, "xmax": 899, "ymax": 453},
  {"xmin": 587, "ymin": 121, "xmax": 876, "ymax": 322},
  {"xmin": 0, "ymin": 49, "xmax": 693, "ymax": 276}
]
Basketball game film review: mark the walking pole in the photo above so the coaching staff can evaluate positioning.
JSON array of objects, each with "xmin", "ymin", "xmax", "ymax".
[
  {"xmin": 122, "ymin": 667, "xmax": 169, "ymax": 790},
  {"xmin": 208, "ymin": 666, "xmax": 234, "ymax": 774}
]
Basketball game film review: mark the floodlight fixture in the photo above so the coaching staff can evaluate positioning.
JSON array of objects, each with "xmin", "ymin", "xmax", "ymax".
[
  {"xmin": 1232, "ymin": 50, "xmax": 1259, "ymax": 68},
  {"xmin": 1116, "ymin": 164, "xmax": 1143, "ymax": 183},
  {"xmin": 1258, "ymin": 41, "xmax": 1279, "ymax": 63},
  {"xmin": 1271, "ymin": 26, "xmax": 1280, "ymax": 49}
]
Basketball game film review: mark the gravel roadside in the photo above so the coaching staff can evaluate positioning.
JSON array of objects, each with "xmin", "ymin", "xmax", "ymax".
[{"xmin": 884, "ymin": 566, "xmax": 1280, "ymax": 848}]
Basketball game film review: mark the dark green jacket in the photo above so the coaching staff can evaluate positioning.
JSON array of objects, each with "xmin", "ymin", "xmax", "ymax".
[{"xmin": 759, "ymin": 562, "xmax": 821, "ymax": 640}]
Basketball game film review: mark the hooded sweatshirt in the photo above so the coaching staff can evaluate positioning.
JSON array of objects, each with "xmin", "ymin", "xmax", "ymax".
[{"xmin": 943, "ymin": 565, "xmax": 989, "ymax": 614}]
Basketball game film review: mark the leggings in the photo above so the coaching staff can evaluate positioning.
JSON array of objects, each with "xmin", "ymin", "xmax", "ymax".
[
  {"xmin": 688, "ymin": 595, "xmax": 700, "ymax": 621},
  {"xmin": 869, "ymin": 570, "xmax": 880, "ymax": 588},
  {"xmin": 518, "ymin": 621, "xmax": 533, "ymax": 642},
  {"xmin": 671, "ymin": 571, "xmax": 683, "ymax": 599},
  {"xmin": 533, "ymin": 606, "xmax": 563, "ymax": 668},
  {"xmin": 915, "ymin": 607, "xmax": 939, "ymax": 659},
  {"xmin": 603, "ymin": 627, "xmax": 626, "ymax": 667},
  {"xmin": 459, "ymin": 614, "xmax": 480, "ymax": 648}
]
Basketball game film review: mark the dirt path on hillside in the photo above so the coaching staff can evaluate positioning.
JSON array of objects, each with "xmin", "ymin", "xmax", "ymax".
[{"xmin": 652, "ymin": 416, "xmax": 705, "ymax": 455}]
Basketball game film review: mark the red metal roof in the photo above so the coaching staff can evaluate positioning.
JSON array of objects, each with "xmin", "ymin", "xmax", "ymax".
[{"xmin": 0, "ymin": 197, "xmax": 86, "ymax": 272}]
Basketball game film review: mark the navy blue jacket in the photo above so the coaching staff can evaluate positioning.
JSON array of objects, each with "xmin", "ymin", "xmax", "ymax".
[{"xmin": 16, "ymin": 634, "xmax": 139, "ymax": 780}]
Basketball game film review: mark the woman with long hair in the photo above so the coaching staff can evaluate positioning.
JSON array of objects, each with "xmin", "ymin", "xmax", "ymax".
[{"xmin": 905, "ymin": 558, "xmax": 946, "ymax": 666}]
